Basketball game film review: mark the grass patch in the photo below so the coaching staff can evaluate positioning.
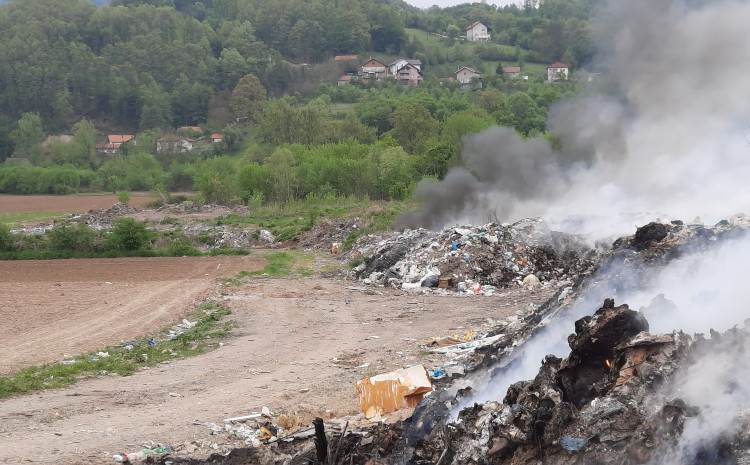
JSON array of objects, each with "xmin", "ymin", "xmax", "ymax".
[
  {"xmin": 222, "ymin": 250, "xmax": 315, "ymax": 285},
  {"xmin": 0, "ymin": 303, "xmax": 234, "ymax": 399},
  {"xmin": 207, "ymin": 196, "xmax": 414, "ymax": 243},
  {"xmin": 0, "ymin": 212, "xmax": 67, "ymax": 226},
  {"xmin": 249, "ymin": 251, "xmax": 296, "ymax": 277}
]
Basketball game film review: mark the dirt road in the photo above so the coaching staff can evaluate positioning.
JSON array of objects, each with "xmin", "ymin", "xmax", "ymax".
[{"xmin": 0, "ymin": 264, "xmax": 556, "ymax": 464}]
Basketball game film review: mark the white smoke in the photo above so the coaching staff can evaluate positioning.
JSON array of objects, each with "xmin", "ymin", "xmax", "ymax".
[
  {"xmin": 452, "ymin": 230, "xmax": 750, "ymax": 459},
  {"xmin": 399, "ymin": 0, "xmax": 750, "ymax": 239}
]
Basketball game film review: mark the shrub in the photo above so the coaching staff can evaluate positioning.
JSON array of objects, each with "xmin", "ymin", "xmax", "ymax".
[
  {"xmin": 109, "ymin": 218, "xmax": 153, "ymax": 251},
  {"xmin": 0, "ymin": 223, "xmax": 12, "ymax": 252},
  {"xmin": 118, "ymin": 191, "xmax": 130, "ymax": 205}
]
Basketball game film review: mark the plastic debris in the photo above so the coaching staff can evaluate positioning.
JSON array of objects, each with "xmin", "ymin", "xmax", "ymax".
[{"xmin": 559, "ymin": 436, "xmax": 589, "ymax": 451}]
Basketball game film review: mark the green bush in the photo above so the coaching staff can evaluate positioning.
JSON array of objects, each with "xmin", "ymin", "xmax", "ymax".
[
  {"xmin": 109, "ymin": 218, "xmax": 154, "ymax": 251},
  {"xmin": 118, "ymin": 191, "xmax": 130, "ymax": 205},
  {"xmin": 0, "ymin": 223, "xmax": 12, "ymax": 252},
  {"xmin": 47, "ymin": 222, "xmax": 100, "ymax": 252},
  {"xmin": 166, "ymin": 236, "xmax": 201, "ymax": 256}
]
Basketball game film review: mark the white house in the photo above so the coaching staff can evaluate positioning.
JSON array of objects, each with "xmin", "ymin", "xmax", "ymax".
[
  {"xmin": 156, "ymin": 134, "xmax": 195, "ymax": 153},
  {"xmin": 465, "ymin": 21, "xmax": 490, "ymax": 42},
  {"xmin": 547, "ymin": 62, "xmax": 569, "ymax": 81},
  {"xmin": 456, "ymin": 66, "xmax": 482, "ymax": 89}
]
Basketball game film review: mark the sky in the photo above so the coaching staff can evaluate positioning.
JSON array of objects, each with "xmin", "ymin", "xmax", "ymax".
[{"xmin": 405, "ymin": 0, "xmax": 520, "ymax": 9}]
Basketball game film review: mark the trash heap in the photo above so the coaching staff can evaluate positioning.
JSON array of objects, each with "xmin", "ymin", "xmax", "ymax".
[
  {"xmin": 349, "ymin": 218, "xmax": 604, "ymax": 294},
  {"xmin": 78, "ymin": 202, "xmax": 136, "ymax": 229},
  {"xmin": 403, "ymin": 300, "xmax": 750, "ymax": 465},
  {"xmin": 145, "ymin": 217, "xmax": 750, "ymax": 465},
  {"xmin": 294, "ymin": 218, "xmax": 368, "ymax": 251}
]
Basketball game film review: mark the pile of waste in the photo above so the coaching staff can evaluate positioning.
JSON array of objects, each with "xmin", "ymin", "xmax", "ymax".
[
  {"xmin": 293, "ymin": 218, "xmax": 368, "ymax": 251},
  {"xmin": 146, "ymin": 216, "xmax": 750, "ymax": 465},
  {"xmin": 348, "ymin": 218, "xmax": 604, "ymax": 294},
  {"xmin": 77, "ymin": 202, "xmax": 136, "ymax": 229}
]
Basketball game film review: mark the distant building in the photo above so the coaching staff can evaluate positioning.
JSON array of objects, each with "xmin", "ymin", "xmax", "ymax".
[
  {"xmin": 502, "ymin": 66, "xmax": 521, "ymax": 78},
  {"xmin": 338, "ymin": 75, "xmax": 355, "ymax": 86},
  {"xmin": 211, "ymin": 134, "xmax": 224, "ymax": 143},
  {"xmin": 361, "ymin": 59, "xmax": 388, "ymax": 82},
  {"xmin": 456, "ymin": 66, "xmax": 482, "ymax": 88},
  {"xmin": 334, "ymin": 55, "xmax": 358, "ymax": 61},
  {"xmin": 107, "ymin": 134, "xmax": 134, "ymax": 146},
  {"xmin": 465, "ymin": 21, "xmax": 491, "ymax": 42},
  {"xmin": 388, "ymin": 59, "xmax": 422, "ymax": 78},
  {"xmin": 394, "ymin": 63, "xmax": 423, "ymax": 86},
  {"xmin": 547, "ymin": 62, "xmax": 569, "ymax": 81},
  {"xmin": 96, "ymin": 134, "xmax": 134, "ymax": 155},
  {"xmin": 156, "ymin": 134, "xmax": 195, "ymax": 153}
]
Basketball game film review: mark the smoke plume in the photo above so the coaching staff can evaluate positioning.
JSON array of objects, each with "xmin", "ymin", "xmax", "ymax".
[{"xmin": 397, "ymin": 0, "xmax": 750, "ymax": 238}]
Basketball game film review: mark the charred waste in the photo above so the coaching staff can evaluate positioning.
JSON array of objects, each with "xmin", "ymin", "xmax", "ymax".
[{"xmin": 148, "ymin": 217, "xmax": 750, "ymax": 465}]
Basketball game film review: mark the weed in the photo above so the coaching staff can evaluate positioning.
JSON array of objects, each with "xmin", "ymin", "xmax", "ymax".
[
  {"xmin": 347, "ymin": 258, "xmax": 364, "ymax": 269},
  {"xmin": 0, "ymin": 304, "xmax": 234, "ymax": 399}
]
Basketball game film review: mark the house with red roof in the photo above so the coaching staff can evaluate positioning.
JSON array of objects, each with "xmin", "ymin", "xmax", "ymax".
[
  {"xmin": 179, "ymin": 126, "xmax": 202, "ymax": 134},
  {"xmin": 547, "ymin": 62, "xmax": 569, "ymax": 81},
  {"xmin": 107, "ymin": 134, "xmax": 134, "ymax": 146},
  {"xmin": 211, "ymin": 134, "xmax": 224, "ymax": 143},
  {"xmin": 503, "ymin": 66, "xmax": 521, "ymax": 78},
  {"xmin": 96, "ymin": 134, "xmax": 134, "ymax": 155},
  {"xmin": 466, "ymin": 21, "xmax": 490, "ymax": 42},
  {"xmin": 156, "ymin": 134, "xmax": 195, "ymax": 153},
  {"xmin": 361, "ymin": 59, "xmax": 388, "ymax": 83}
]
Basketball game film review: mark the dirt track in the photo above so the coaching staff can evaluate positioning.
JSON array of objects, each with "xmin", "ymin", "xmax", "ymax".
[
  {"xmin": 0, "ymin": 195, "xmax": 558, "ymax": 464},
  {"xmin": 0, "ymin": 263, "xmax": 556, "ymax": 464},
  {"xmin": 0, "ymin": 194, "xmax": 156, "ymax": 213}
]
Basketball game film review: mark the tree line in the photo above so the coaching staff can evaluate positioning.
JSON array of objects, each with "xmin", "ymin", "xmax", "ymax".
[{"xmin": 0, "ymin": 0, "xmax": 597, "ymax": 206}]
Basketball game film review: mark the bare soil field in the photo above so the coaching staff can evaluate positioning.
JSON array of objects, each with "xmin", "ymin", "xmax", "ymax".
[
  {"xmin": 0, "ymin": 256, "xmax": 265, "ymax": 374},
  {"xmin": 0, "ymin": 195, "xmax": 558, "ymax": 464},
  {"xmin": 0, "ymin": 194, "xmax": 157, "ymax": 214},
  {"xmin": 0, "ymin": 269, "xmax": 554, "ymax": 464}
]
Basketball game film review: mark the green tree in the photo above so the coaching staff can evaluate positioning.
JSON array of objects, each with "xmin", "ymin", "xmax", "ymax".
[
  {"xmin": 388, "ymin": 104, "xmax": 438, "ymax": 154},
  {"xmin": 441, "ymin": 109, "xmax": 494, "ymax": 155},
  {"xmin": 237, "ymin": 162, "xmax": 272, "ymax": 203},
  {"xmin": 218, "ymin": 48, "xmax": 249, "ymax": 90},
  {"xmin": 289, "ymin": 19, "xmax": 326, "ymax": 63},
  {"xmin": 221, "ymin": 124, "xmax": 245, "ymax": 151},
  {"xmin": 139, "ymin": 80, "xmax": 173, "ymax": 130},
  {"xmin": 10, "ymin": 113, "xmax": 45, "ymax": 163},
  {"xmin": 70, "ymin": 119, "xmax": 98, "ymax": 169},
  {"xmin": 265, "ymin": 147, "xmax": 298, "ymax": 203},
  {"xmin": 230, "ymin": 74, "xmax": 267, "ymax": 123},
  {"xmin": 193, "ymin": 156, "xmax": 237, "ymax": 205},
  {"xmin": 369, "ymin": 5, "xmax": 406, "ymax": 53},
  {"xmin": 446, "ymin": 24, "xmax": 461, "ymax": 39}
]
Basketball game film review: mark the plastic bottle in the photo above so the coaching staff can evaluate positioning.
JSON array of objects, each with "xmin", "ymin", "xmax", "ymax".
[{"xmin": 126, "ymin": 451, "xmax": 146, "ymax": 461}]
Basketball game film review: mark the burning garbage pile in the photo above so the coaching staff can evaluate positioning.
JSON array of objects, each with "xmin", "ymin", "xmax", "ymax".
[
  {"xmin": 349, "ymin": 218, "xmax": 604, "ymax": 294},
  {"xmin": 403, "ymin": 299, "xmax": 750, "ymax": 465},
  {"xmin": 133, "ymin": 217, "xmax": 750, "ymax": 465}
]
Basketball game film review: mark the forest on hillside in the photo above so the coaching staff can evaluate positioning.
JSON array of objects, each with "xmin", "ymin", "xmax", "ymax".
[{"xmin": 0, "ymin": 0, "xmax": 605, "ymax": 204}]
